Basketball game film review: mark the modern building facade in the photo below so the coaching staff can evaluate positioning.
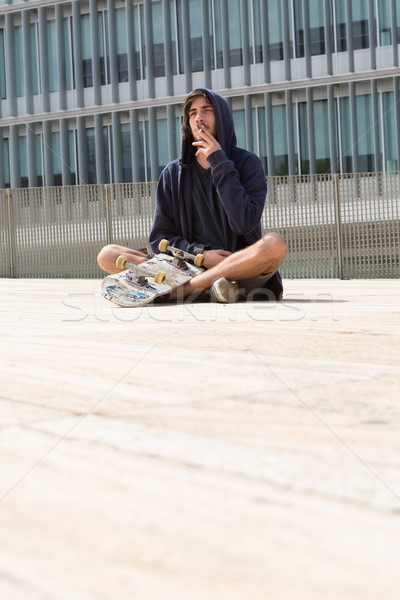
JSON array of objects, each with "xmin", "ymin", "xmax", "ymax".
[{"xmin": 0, "ymin": 0, "xmax": 399, "ymax": 187}]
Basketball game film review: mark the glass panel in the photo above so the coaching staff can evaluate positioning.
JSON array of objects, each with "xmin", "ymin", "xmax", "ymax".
[
  {"xmin": 64, "ymin": 17, "xmax": 74, "ymax": 90},
  {"xmin": 3, "ymin": 138, "xmax": 10, "ymax": 187},
  {"xmin": 133, "ymin": 3, "xmax": 145, "ymax": 80},
  {"xmin": 232, "ymin": 109, "xmax": 245, "ymax": 148},
  {"xmin": 175, "ymin": 0, "xmax": 184, "ymax": 74},
  {"xmin": 139, "ymin": 120, "xmax": 146, "ymax": 181},
  {"xmin": 153, "ymin": 1, "xmax": 165, "ymax": 76},
  {"xmin": 19, "ymin": 136, "xmax": 28, "ymax": 187},
  {"xmin": 81, "ymin": 14, "xmax": 92, "ymax": 87},
  {"xmin": 339, "ymin": 96, "xmax": 352, "ymax": 173},
  {"xmin": 14, "ymin": 25, "xmax": 24, "ymax": 97},
  {"xmin": 229, "ymin": 0, "xmax": 242, "ymax": 66},
  {"xmin": 382, "ymin": 91, "xmax": 397, "ymax": 171},
  {"xmin": 256, "ymin": 106, "xmax": 267, "ymax": 173},
  {"xmin": 170, "ymin": 0, "xmax": 178, "ymax": 74},
  {"xmin": 379, "ymin": 0, "xmax": 392, "ymax": 45},
  {"xmin": 52, "ymin": 132, "xmax": 62, "ymax": 185},
  {"xmin": 35, "ymin": 133, "xmax": 43, "ymax": 186},
  {"xmin": 314, "ymin": 100, "xmax": 331, "ymax": 173},
  {"xmin": 335, "ymin": 0, "xmax": 347, "ymax": 52},
  {"xmin": 121, "ymin": 123, "xmax": 132, "ymax": 181},
  {"xmin": 309, "ymin": 0, "xmax": 325, "ymax": 55},
  {"xmin": 116, "ymin": 8, "xmax": 128, "ymax": 82},
  {"xmin": 0, "ymin": 30, "xmax": 6, "ymax": 99},
  {"xmin": 272, "ymin": 104, "xmax": 288, "ymax": 175},
  {"xmin": 397, "ymin": 0, "xmax": 400, "ymax": 43},
  {"xmin": 30, "ymin": 24, "xmax": 40, "ymax": 95},
  {"xmin": 157, "ymin": 118, "xmax": 169, "ymax": 175},
  {"xmin": 351, "ymin": 0, "xmax": 370, "ymax": 50},
  {"xmin": 251, "ymin": 0, "xmax": 263, "ymax": 63},
  {"xmin": 99, "ymin": 12, "xmax": 106, "ymax": 85},
  {"xmin": 213, "ymin": 0, "xmax": 223, "ymax": 69},
  {"xmin": 103, "ymin": 126, "xmax": 110, "ymax": 184},
  {"xmin": 356, "ymin": 94, "xmax": 374, "ymax": 171},
  {"xmin": 86, "ymin": 127, "xmax": 97, "ymax": 184},
  {"xmin": 298, "ymin": 101, "xmax": 309, "ymax": 173},
  {"xmin": 143, "ymin": 120, "xmax": 151, "ymax": 181},
  {"xmin": 268, "ymin": 0, "xmax": 284, "ymax": 61},
  {"xmin": 47, "ymin": 20, "xmax": 58, "ymax": 92},
  {"xmin": 189, "ymin": 0, "xmax": 203, "ymax": 71},
  {"xmin": 69, "ymin": 130, "xmax": 76, "ymax": 185},
  {"xmin": 293, "ymin": 0, "xmax": 304, "ymax": 58}
]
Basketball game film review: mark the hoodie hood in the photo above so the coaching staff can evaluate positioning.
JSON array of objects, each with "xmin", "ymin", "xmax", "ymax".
[{"xmin": 180, "ymin": 88, "xmax": 237, "ymax": 165}]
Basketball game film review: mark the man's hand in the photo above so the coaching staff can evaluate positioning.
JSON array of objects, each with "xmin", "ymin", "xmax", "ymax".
[
  {"xmin": 192, "ymin": 126, "xmax": 221, "ymax": 164},
  {"xmin": 203, "ymin": 249, "xmax": 232, "ymax": 269}
]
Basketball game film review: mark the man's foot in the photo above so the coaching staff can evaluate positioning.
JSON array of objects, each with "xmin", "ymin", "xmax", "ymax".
[{"xmin": 209, "ymin": 278, "xmax": 239, "ymax": 303}]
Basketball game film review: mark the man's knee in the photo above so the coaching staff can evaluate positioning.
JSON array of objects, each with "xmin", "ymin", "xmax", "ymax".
[
  {"xmin": 97, "ymin": 244, "xmax": 120, "ymax": 271},
  {"xmin": 260, "ymin": 232, "xmax": 287, "ymax": 262}
]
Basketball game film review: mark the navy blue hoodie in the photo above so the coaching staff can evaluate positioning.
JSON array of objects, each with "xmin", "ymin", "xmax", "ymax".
[{"xmin": 149, "ymin": 89, "xmax": 283, "ymax": 298}]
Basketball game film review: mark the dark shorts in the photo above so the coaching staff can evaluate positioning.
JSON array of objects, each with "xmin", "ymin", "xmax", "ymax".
[{"xmin": 237, "ymin": 272, "xmax": 277, "ymax": 300}]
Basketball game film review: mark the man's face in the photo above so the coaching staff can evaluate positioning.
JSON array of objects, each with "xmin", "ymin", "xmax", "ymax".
[{"xmin": 188, "ymin": 97, "xmax": 217, "ymax": 141}]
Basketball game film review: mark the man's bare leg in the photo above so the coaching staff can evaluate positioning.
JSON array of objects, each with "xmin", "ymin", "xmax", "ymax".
[
  {"xmin": 171, "ymin": 232, "xmax": 286, "ymax": 300},
  {"xmin": 97, "ymin": 244, "xmax": 148, "ymax": 274}
]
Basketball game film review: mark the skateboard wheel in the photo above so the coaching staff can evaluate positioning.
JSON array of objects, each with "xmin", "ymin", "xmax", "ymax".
[
  {"xmin": 116, "ymin": 255, "xmax": 128, "ymax": 269},
  {"xmin": 194, "ymin": 253, "xmax": 204, "ymax": 267},
  {"xmin": 159, "ymin": 239, "xmax": 170, "ymax": 253},
  {"xmin": 154, "ymin": 271, "xmax": 166, "ymax": 284}
]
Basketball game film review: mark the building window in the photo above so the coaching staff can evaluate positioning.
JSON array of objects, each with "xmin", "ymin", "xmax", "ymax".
[
  {"xmin": 352, "ymin": 0, "xmax": 370, "ymax": 50},
  {"xmin": 30, "ymin": 23, "xmax": 40, "ymax": 95},
  {"xmin": 356, "ymin": 94, "xmax": 375, "ymax": 172},
  {"xmin": 228, "ymin": 0, "xmax": 242, "ymax": 66},
  {"xmin": 250, "ymin": 0, "xmax": 263, "ymax": 64},
  {"xmin": 335, "ymin": 0, "xmax": 347, "ymax": 52},
  {"xmin": 121, "ymin": 123, "xmax": 132, "ymax": 181},
  {"xmin": 339, "ymin": 97, "xmax": 352, "ymax": 173},
  {"xmin": 86, "ymin": 127, "xmax": 97, "ymax": 184},
  {"xmin": 309, "ymin": 0, "xmax": 326, "ymax": 56},
  {"xmin": 68, "ymin": 130, "xmax": 76, "ymax": 185},
  {"xmin": 14, "ymin": 25, "xmax": 24, "ymax": 97},
  {"xmin": 153, "ymin": 1, "xmax": 165, "ymax": 77},
  {"xmin": 19, "ymin": 135, "xmax": 28, "ymax": 187},
  {"xmin": 210, "ymin": 0, "xmax": 223, "ymax": 69},
  {"xmin": 382, "ymin": 91, "xmax": 397, "ymax": 171},
  {"xmin": 133, "ymin": 2, "xmax": 146, "ymax": 80},
  {"xmin": 116, "ymin": 7, "xmax": 128, "ymax": 82},
  {"xmin": 81, "ymin": 14, "xmax": 92, "ymax": 87},
  {"xmin": 314, "ymin": 100, "xmax": 331, "ymax": 173},
  {"xmin": 189, "ymin": 0, "xmax": 203, "ymax": 72},
  {"xmin": 3, "ymin": 137, "xmax": 10, "ymax": 188},
  {"xmin": 35, "ymin": 133, "xmax": 43, "ymax": 187},
  {"xmin": 268, "ymin": 0, "xmax": 284, "ymax": 61},
  {"xmin": 47, "ymin": 20, "xmax": 58, "ymax": 92},
  {"xmin": 64, "ymin": 17, "xmax": 74, "ymax": 90},
  {"xmin": 52, "ymin": 131, "xmax": 62, "ymax": 186},
  {"xmin": 0, "ymin": 30, "xmax": 6, "ymax": 99}
]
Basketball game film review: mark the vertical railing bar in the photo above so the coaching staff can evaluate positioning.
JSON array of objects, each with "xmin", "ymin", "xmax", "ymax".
[
  {"xmin": 6, "ymin": 188, "xmax": 16, "ymax": 278},
  {"xmin": 333, "ymin": 173, "xmax": 344, "ymax": 280},
  {"xmin": 104, "ymin": 183, "xmax": 113, "ymax": 245}
]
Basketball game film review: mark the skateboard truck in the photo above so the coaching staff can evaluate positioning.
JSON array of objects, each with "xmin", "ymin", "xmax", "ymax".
[
  {"xmin": 116, "ymin": 255, "xmax": 166, "ymax": 285},
  {"xmin": 158, "ymin": 239, "xmax": 205, "ymax": 267}
]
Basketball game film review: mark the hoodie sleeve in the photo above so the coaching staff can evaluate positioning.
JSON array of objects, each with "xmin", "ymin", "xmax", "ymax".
[
  {"xmin": 149, "ymin": 166, "xmax": 206, "ymax": 256},
  {"xmin": 207, "ymin": 149, "xmax": 267, "ymax": 236}
]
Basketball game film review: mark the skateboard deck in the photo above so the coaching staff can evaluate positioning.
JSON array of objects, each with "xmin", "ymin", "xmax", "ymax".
[{"xmin": 101, "ymin": 241, "xmax": 204, "ymax": 307}]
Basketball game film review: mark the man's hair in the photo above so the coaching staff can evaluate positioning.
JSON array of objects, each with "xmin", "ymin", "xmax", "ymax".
[{"xmin": 182, "ymin": 90, "xmax": 212, "ymax": 141}]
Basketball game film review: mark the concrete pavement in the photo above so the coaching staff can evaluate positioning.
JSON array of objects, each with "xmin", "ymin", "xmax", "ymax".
[{"xmin": 1, "ymin": 277, "xmax": 400, "ymax": 599}]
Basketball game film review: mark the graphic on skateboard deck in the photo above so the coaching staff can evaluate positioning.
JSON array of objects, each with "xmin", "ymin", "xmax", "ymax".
[{"xmin": 101, "ymin": 240, "xmax": 204, "ymax": 307}]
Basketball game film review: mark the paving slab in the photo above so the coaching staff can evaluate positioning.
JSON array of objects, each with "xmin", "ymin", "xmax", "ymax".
[{"xmin": 1, "ymin": 277, "xmax": 400, "ymax": 600}]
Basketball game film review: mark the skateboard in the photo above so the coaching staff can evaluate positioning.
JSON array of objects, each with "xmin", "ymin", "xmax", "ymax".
[{"xmin": 101, "ymin": 239, "xmax": 204, "ymax": 307}]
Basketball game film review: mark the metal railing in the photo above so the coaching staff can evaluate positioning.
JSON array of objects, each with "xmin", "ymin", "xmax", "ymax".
[{"xmin": 1, "ymin": 173, "xmax": 399, "ymax": 279}]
